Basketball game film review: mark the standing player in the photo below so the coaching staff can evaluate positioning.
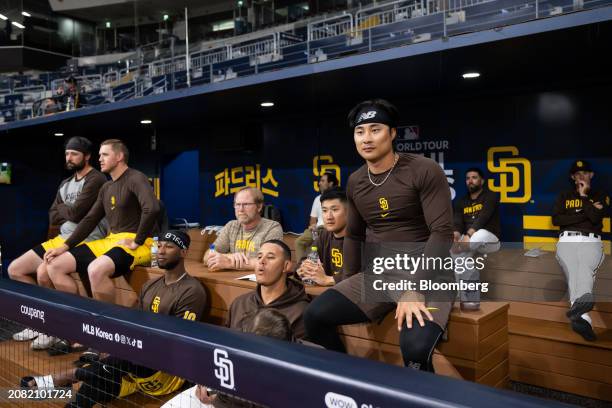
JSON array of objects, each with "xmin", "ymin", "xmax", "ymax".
[
  {"xmin": 8, "ymin": 137, "xmax": 108, "ymax": 348},
  {"xmin": 552, "ymin": 160, "xmax": 609, "ymax": 341},
  {"xmin": 305, "ymin": 99, "xmax": 454, "ymax": 372},
  {"xmin": 44, "ymin": 139, "xmax": 160, "ymax": 305}
]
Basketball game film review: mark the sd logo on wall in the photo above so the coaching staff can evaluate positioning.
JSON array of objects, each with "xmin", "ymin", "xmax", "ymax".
[{"xmin": 487, "ymin": 146, "xmax": 532, "ymax": 203}]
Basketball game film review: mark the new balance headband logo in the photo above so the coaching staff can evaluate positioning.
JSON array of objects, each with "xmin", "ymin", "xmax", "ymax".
[
  {"xmin": 163, "ymin": 232, "xmax": 187, "ymax": 249},
  {"xmin": 214, "ymin": 349, "xmax": 235, "ymax": 389},
  {"xmin": 357, "ymin": 110, "xmax": 377, "ymax": 123}
]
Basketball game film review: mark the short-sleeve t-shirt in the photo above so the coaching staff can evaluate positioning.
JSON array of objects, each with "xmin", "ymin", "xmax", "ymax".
[
  {"xmin": 310, "ymin": 195, "xmax": 324, "ymax": 227},
  {"xmin": 213, "ymin": 217, "xmax": 284, "ymax": 258},
  {"xmin": 139, "ymin": 273, "xmax": 207, "ymax": 321}
]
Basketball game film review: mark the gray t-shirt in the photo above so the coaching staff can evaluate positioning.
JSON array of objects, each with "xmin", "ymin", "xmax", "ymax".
[
  {"xmin": 213, "ymin": 217, "xmax": 283, "ymax": 258},
  {"xmin": 58, "ymin": 175, "xmax": 108, "ymax": 241}
]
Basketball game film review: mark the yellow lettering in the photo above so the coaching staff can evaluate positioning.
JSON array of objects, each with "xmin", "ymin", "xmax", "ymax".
[{"xmin": 331, "ymin": 248, "xmax": 343, "ymax": 268}]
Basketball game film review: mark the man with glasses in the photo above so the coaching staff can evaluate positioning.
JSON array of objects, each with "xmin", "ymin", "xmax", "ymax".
[{"xmin": 204, "ymin": 187, "xmax": 284, "ymax": 271}]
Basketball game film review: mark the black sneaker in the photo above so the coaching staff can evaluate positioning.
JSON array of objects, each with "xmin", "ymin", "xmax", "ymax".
[
  {"xmin": 570, "ymin": 317, "xmax": 597, "ymax": 342},
  {"xmin": 566, "ymin": 293, "xmax": 595, "ymax": 320}
]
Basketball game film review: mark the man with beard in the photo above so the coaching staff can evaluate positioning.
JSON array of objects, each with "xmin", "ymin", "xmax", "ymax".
[
  {"xmin": 44, "ymin": 139, "xmax": 160, "ymax": 305},
  {"xmin": 8, "ymin": 136, "xmax": 108, "ymax": 349},
  {"xmin": 451, "ymin": 168, "xmax": 501, "ymax": 310},
  {"xmin": 203, "ymin": 187, "xmax": 283, "ymax": 271},
  {"xmin": 20, "ymin": 230, "xmax": 207, "ymax": 408}
]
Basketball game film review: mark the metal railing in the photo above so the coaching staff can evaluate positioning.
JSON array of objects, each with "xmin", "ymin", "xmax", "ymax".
[
  {"xmin": 308, "ymin": 14, "xmax": 354, "ymax": 40},
  {"xmin": 0, "ymin": 0, "xmax": 607, "ymax": 125}
]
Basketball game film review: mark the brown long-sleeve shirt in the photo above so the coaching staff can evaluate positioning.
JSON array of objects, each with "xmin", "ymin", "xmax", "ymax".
[
  {"xmin": 344, "ymin": 153, "xmax": 454, "ymax": 277},
  {"xmin": 65, "ymin": 168, "xmax": 160, "ymax": 248}
]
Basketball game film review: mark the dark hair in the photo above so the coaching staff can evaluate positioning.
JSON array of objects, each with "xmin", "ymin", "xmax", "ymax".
[
  {"xmin": 321, "ymin": 171, "xmax": 338, "ymax": 187},
  {"xmin": 263, "ymin": 239, "xmax": 292, "ymax": 261},
  {"xmin": 347, "ymin": 98, "xmax": 399, "ymax": 129},
  {"xmin": 320, "ymin": 188, "xmax": 347, "ymax": 205},
  {"xmin": 465, "ymin": 167, "xmax": 485, "ymax": 179},
  {"xmin": 239, "ymin": 309, "xmax": 293, "ymax": 341}
]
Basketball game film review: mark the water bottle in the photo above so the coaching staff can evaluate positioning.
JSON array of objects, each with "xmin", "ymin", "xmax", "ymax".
[
  {"xmin": 150, "ymin": 237, "xmax": 159, "ymax": 267},
  {"xmin": 303, "ymin": 246, "xmax": 319, "ymax": 285},
  {"xmin": 209, "ymin": 244, "xmax": 215, "ymax": 254}
]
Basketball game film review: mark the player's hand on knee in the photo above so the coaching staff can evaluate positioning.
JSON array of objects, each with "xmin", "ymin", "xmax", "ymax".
[
  {"xmin": 395, "ymin": 301, "xmax": 433, "ymax": 331},
  {"xmin": 44, "ymin": 244, "xmax": 69, "ymax": 264},
  {"xmin": 594, "ymin": 202, "xmax": 603, "ymax": 210},
  {"xmin": 116, "ymin": 238, "xmax": 138, "ymax": 250},
  {"xmin": 195, "ymin": 385, "xmax": 215, "ymax": 404}
]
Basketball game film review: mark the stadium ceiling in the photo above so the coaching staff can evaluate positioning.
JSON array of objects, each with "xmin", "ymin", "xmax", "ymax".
[{"xmin": 51, "ymin": 0, "xmax": 235, "ymax": 24}]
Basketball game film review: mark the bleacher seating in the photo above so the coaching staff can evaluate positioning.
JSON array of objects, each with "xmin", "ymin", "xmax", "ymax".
[{"xmin": 0, "ymin": 0, "xmax": 606, "ymax": 125}]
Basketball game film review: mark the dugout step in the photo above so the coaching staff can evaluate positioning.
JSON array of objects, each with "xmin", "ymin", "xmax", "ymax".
[{"xmin": 508, "ymin": 315, "xmax": 612, "ymax": 401}]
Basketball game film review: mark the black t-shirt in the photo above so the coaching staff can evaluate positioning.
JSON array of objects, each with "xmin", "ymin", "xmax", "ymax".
[
  {"xmin": 552, "ymin": 189, "xmax": 609, "ymax": 234},
  {"xmin": 453, "ymin": 189, "xmax": 500, "ymax": 237}
]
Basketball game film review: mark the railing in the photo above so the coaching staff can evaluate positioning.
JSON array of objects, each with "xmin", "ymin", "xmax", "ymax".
[
  {"xmin": 308, "ymin": 14, "xmax": 354, "ymax": 40},
  {"xmin": 0, "ymin": 0, "xmax": 607, "ymax": 125}
]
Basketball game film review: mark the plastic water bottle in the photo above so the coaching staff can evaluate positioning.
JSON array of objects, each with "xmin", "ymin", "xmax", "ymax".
[
  {"xmin": 151, "ymin": 237, "xmax": 159, "ymax": 267},
  {"xmin": 303, "ymin": 246, "xmax": 319, "ymax": 285}
]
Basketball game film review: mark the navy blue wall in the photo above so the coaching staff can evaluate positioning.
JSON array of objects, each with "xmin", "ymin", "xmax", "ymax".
[{"xmin": 199, "ymin": 85, "xmax": 612, "ymax": 243}]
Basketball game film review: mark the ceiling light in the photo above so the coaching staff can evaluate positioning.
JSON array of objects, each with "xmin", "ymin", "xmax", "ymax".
[
  {"xmin": 12, "ymin": 21, "xmax": 25, "ymax": 29},
  {"xmin": 105, "ymin": 21, "xmax": 111, "ymax": 28},
  {"xmin": 462, "ymin": 72, "xmax": 480, "ymax": 79},
  {"xmin": 54, "ymin": 132, "xmax": 64, "ymax": 137},
  {"xmin": 260, "ymin": 102, "xmax": 274, "ymax": 107},
  {"xmin": 0, "ymin": 14, "xmax": 8, "ymax": 21},
  {"xmin": 21, "ymin": 11, "xmax": 31, "ymax": 17},
  {"xmin": 140, "ymin": 119, "xmax": 152, "ymax": 124},
  {"xmin": 163, "ymin": 14, "xmax": 169, "ymax": 21}
]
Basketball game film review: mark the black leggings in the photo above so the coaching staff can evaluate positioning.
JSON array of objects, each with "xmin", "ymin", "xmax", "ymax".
[
  {"xmin": 67, "ymin": 356, "xmax": 156, "ymax": 408},
  {"xmin": 304, "ymin": 289, "xmax": 443, "ymax": 372}
]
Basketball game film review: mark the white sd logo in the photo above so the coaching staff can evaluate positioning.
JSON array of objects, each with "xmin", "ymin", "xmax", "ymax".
[{"xmin": 213, "ymin": 349, "xmax": 235, "ymax": 389}]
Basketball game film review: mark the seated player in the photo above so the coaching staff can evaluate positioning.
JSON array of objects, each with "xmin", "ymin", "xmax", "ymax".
[
  {"xmin": 162, "ymin": 308, "xmax": 292, "ymax": 408},
  {"xmin": 552, "ymin": 160, "xmax": 609, "ymax": 341},
  {"xmin": 294, "ymin": 172, "xmax": 338, "ymax": 261},
  {"xmin": 8, "ymin": 136, "xmax": 108, "ymax": 349},
  {"xmin": 451, "ymin": 167, "xmax": 501, "ymax": 310},
  {"xmin": 44, "ymin": 139, "xmax": 160, "ymax": 305},
  {"xmin": 203, "ymin": 187, "xmax": 283, "ymax": 271},
  {"xmin": 296, "ymin": 188, "xmax": 347, "ymax": 286},
  {"xmin": 21, "ymin": 230, "xmax": 207, "ymax": 408},
  {"xmin": 228, "ymin": 240, "xmax": 310, "ymax": 338}
]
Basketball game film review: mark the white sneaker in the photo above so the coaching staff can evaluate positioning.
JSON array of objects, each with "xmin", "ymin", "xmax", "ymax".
[
  {"xmin": 31, "ymin": 334, "xmax": 60, "ymax": 350},
  {"xmin": 13, "ymin": 329, "xmax": 39, "ymax": 341}
]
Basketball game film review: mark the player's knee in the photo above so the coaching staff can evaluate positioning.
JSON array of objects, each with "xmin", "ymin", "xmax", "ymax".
[
  {"xmin": 36, "ymin": 267, "xmax": 51, "ymax": 286},
  {"xmin": 87, "ymin": 262, "xmax": 111, "ymax": 284},
  {"xmin": 7, "ymin": 261, "xmax": 20, "ymax": 279}
]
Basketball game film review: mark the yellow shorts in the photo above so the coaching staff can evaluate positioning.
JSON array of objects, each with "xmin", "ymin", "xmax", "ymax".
[
  {"xmin": 118, "ymin": 371, "xmax": 185, "ymax": 398},
  {"xmin": 83, "ymin": 232, "xmax": 153, "ymax": 270},
  {"xmin": 41, "ymin": 236, "xmax": 67, "ymax": 252}
]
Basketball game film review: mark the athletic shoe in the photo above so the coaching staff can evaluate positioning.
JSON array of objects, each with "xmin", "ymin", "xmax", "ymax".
[
  {"xmin": 47, "ymin": 339, "xmax": 72, "ymax": 356},
  {"xmin": 31, "ymin": 334, "xmax": 61, "ymax": 350},
  {"xmin": 566, "ymin": 293, "xmax": 595, "ymax": 320},
  {"xmin": 12, "ymin": 329, "xmax": 39, "ymax": 341},
  {"xmin": 570, "ymin": 317, "xmax": 597, "ymax": 342}
]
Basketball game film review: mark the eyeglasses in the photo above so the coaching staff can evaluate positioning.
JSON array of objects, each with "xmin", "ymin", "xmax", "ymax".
[{"xmin": 234, "ymin": 202, "xmax": 257, "ymax": 209}]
